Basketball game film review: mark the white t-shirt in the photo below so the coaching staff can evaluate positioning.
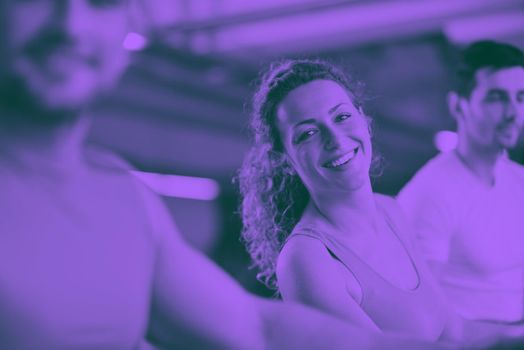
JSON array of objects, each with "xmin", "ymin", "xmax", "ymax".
[{"xmin": 397, "ymin": 151, "xmax": 524, "ymax": 322}]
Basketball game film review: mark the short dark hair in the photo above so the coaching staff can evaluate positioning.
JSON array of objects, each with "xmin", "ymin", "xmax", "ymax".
[{"xmin": 455, "ymin": 40, "xmax": 524, "ymax": 97}]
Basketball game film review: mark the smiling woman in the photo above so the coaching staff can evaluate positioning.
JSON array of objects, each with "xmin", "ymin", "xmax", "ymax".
[
  {"xmin": 237, "ymin": 59, "xmax": 376, "ymax": 290},
  {"xmin": 275, "ymin": 79, "xmax": 372, "ymax": 193},
  {"xmin": 237, "ymin": 59, "xmax": 463, "ymax": 343}
]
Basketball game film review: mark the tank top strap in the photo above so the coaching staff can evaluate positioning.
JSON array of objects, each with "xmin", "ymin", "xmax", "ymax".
[
  {"xmin": 377, "ymin": 201, "xmax": 426, "ymax": 286},
  {"xmin": 285, "ymin": 226, "xmax": 325, "ymax": 245},
  {"xmin": 377, "ymin": 201, "xmax": 410, "ymax": 247},
  {"xmin": 286, "ymin": 225, "xmax": 378, "ymax": 301}
]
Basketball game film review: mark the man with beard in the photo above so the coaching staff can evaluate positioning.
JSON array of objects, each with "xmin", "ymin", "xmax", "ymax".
[{"xmin": 0, "ymin": 1, "xmax": 443, "ymax": 349}]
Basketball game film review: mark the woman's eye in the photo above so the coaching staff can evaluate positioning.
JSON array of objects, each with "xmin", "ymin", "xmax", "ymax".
[
  {"xmin": 335, "ymin": 113, "xmax": 351, "ymax": 122},
  {"xmin": 295, "ymin": 129, "xmax": 318, "ymax": 143}
]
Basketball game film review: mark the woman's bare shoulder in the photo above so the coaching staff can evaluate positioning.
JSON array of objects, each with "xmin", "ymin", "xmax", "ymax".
[
  {"xmin": 279, "ymin": 234, "xmax": 329, "ymax": 273},
  {"xmin": 277, "ymin": 231, "xmax": 364, "ymax": 307}
]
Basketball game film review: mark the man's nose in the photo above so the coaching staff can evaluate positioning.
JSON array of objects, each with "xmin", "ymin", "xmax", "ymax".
[{"xmin": 503, "ymin": 99, "xmax": 521, "ymax": 122}]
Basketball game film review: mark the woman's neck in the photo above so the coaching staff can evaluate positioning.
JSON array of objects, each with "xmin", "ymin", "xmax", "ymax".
[{"xmin": 307, "ymin": 180, "xmax": 378, "ymax": 236}]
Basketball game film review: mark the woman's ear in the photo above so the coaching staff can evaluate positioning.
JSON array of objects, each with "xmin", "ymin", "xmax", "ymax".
[{"xmin": 361, "ymin": 109, "xmax": 373, "ymax": 137}]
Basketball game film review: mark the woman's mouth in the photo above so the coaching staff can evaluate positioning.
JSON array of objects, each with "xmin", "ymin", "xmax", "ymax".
[{"xmin": 322, "ymin": 148, "xmax": 358, "ymax": 169}]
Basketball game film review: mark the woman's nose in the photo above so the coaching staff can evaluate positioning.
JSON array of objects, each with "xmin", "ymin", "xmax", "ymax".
[{"xmin": 324, "ymin": 128, "xmax": 345, "ymax": 151}]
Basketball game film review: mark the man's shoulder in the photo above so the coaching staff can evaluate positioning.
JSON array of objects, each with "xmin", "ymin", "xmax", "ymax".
[
  {"xmin": 498, "ymin": 157, "xmax": 524, "ymax": 190},
  {"xmin": 84, "ymin": 145, "xmax": 183, "ymax": 245},
  {"xmin": 84, "ymin": 144, "xmax": 161, "ymax": 215},
  {"xmin": 402, "ymin": 152, "xmax": 457, "ymax": 191},
  {"xmin": 503, "ymin": 157, "xmax": 524, "ymax": 175},
  {"xmin": 85, "ymin": 144, "xmax": 134, "ymax": 173},
  {"xmin": 396, "ymin": 152, "xmax": 465, "ymax": 214}
]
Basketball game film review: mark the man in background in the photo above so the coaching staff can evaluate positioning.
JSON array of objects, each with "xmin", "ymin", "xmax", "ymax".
[{"xmin": 398, "ymin": 40, "xmax": 524, "ymax": 339}]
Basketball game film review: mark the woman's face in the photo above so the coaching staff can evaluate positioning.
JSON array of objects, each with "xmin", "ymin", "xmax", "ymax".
[{"xmin": 276, "ymin": 79, "xmax": 372, "ymax": 196}]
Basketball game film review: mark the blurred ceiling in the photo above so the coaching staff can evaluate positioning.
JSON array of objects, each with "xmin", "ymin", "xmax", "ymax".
[
  {"xmin": 89, "ymin": 0, "xmax": 524, "ymax": 194},
  {"xmin": 157, "ymin": 0, "xmax": 524, "ymax": 58}
]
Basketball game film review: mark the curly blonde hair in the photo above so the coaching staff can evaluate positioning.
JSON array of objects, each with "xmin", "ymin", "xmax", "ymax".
[{"xmin": 237, "ymin": 59, "xmax": 369, "ymax": 290}]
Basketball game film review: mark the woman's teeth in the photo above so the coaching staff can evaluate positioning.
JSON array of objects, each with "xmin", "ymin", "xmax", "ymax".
[{"xmin": 325, "ymin": 148, "xmax": 357, "ymax": 168}]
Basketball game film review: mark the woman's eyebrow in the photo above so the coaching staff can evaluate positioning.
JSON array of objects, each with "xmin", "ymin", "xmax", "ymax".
[
  {"xmin": 329, "ymin": 102, "xmax": 350, "ymax": 114},
  {"xmin": 293, "ymin": 119, "xmax": 317, "ymax": 129}
]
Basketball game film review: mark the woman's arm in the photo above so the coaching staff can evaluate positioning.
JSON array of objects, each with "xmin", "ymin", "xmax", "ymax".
[
  {"xmin": 147, "ymin": 223, "xmax": 446, "ymax": 350},
  {"xmin": 277, "ymin": 234, "xmax": 380, "ymax": 330}
]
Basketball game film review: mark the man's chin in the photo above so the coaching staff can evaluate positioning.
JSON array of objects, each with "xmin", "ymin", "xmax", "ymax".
[
  {"xmin": 0, "ymin": 76, "xmax": 86, "ymax": 127},
  {"xmin": 32, "ymin": 73, "xmax": 99, "ymax": 105}
]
